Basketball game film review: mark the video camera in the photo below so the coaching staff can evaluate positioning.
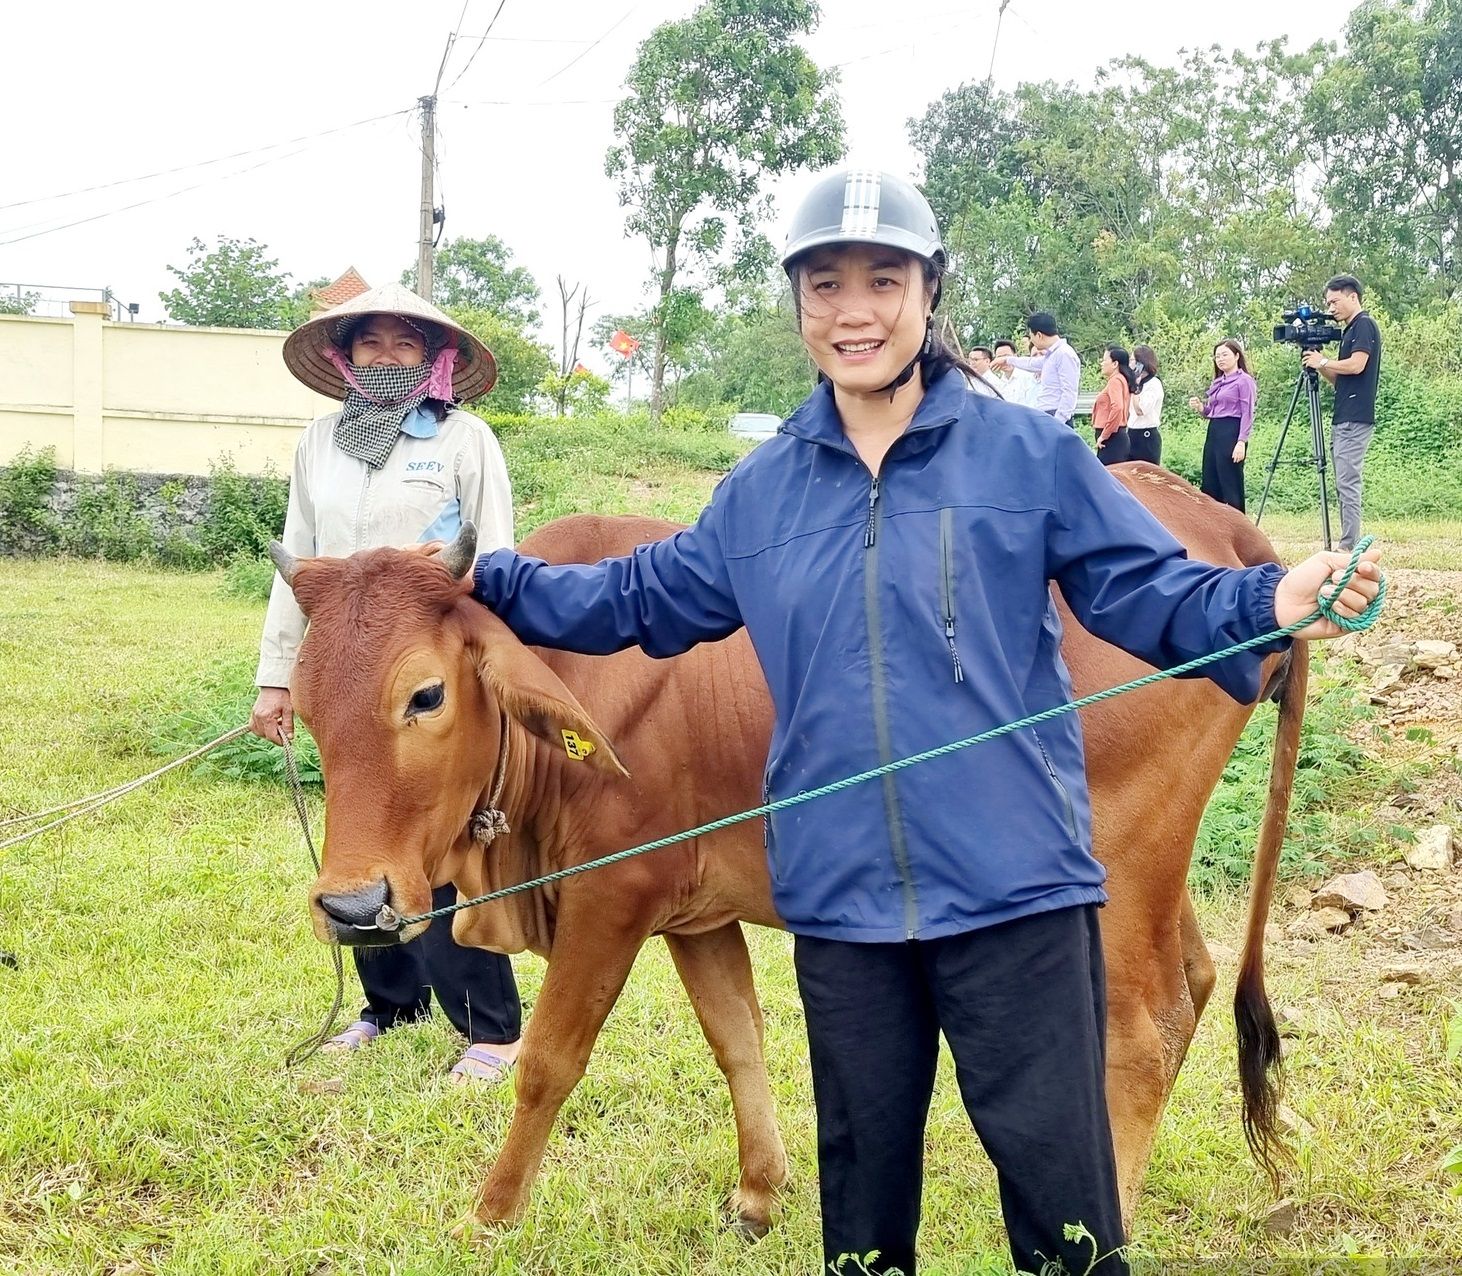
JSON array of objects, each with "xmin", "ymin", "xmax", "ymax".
[{"xmin": 1273, "ymin": 303, "xmax": 1343, "ymax": 348}]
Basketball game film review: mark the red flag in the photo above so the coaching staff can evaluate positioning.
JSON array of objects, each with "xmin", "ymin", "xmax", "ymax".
[
  {"xmin": 573, "ymin": 362, "xmax": 591, "ymax": 375},
  {"xmin": 609, "ymin": 328, "xmax": 640, "ymax": 357}
]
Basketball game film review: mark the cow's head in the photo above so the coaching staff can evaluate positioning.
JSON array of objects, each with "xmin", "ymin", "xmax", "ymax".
[{"xmin": 269, "ymin": 524, "xmax": 626, "ymax": 947}]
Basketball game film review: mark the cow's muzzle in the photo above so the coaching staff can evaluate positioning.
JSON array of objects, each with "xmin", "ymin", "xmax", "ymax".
[{"xmin": 316, "ymin": 879, "xmax": 406, "ymax": 947}]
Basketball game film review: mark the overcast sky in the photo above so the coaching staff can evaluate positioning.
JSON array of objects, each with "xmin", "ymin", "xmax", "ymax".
[{"xmin": 3, "ymin": 0, "xmax": 1359, "ymax": 348}]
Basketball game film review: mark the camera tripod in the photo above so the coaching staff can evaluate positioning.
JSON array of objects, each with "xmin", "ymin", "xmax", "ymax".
[{"xmin": 1254, "ymin": 359, "xmax": 1333, "ymax": 550}]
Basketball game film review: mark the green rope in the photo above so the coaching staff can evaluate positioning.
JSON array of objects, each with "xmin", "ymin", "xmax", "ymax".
[{"xmin": 392, "ymin": 538, "xmax": 1384, "ymax": 930}]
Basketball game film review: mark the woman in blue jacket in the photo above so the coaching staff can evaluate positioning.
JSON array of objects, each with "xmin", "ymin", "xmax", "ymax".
[{"xmin": 470, "ymin": 171, "xmax": 1381, "ymax": 1275}]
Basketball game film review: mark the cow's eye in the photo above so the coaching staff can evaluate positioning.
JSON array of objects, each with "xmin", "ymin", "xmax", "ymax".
[{"xmin": 407, "ymin": 683, "xmax": 445, "ymax": 716}]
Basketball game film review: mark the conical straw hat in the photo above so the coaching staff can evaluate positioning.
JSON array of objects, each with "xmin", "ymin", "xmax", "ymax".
[{"xmin": 283, "ymin": 282, "xmax": 497, "ymax": 402}]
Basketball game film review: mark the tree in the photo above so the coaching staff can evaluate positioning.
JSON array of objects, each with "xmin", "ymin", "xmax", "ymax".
[
  {"xmin": 679, "ymin": 294, "xmax": 814, "ymax": 416},
  {"xmin": 1308, "ymin": 0, "xmax": 1462, "ymax": 307},
  {"xmin": 282, "ymin": 277, "xmax": 330, "ymax": 330},
  {"xmin": 447, "ymin": 308, "xmax": 554, "ymax": 415},
  {"xmin": 404, "ymin": 236, "xmax": 542, "ymax": 327},
  {"xmin": 548, "ymin": 276, "xmax": 595, "ymax": 417},
  {"xmin": 159, "ymin": 236, "xmax": 293, "ymax": 329},
  {"xmin": 0, "ymin": 289, "xmax": 39, "ymax": 316},
  {"xmin": 605, "ymin": 0, "xmax": 844, "ymax": 419}
]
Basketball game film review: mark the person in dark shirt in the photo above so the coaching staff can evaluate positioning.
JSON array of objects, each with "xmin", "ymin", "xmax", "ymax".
[{"xmin": 1303, "ymin": 275, "xmax": 1381, "ymax": 550}]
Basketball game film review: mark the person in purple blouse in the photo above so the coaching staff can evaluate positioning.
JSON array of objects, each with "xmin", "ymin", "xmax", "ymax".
[{"xmin": 1188, "ymin": 338, "xmax": 1256, "ymax": 511}]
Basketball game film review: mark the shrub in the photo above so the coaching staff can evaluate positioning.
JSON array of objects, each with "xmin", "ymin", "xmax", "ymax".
[
  {"xmin": 661, "ymin": 402, "xmax": 735, "ymax": 433},
  {"xmin": 61, "ymin": 471, "xmax": 154, "ymax": 561},
  {"xmin": 223, "ymin": 555, "xmax": 277, "ymax": 601},
  {"xmin": 200, "ymin": 456, "xmax": 289, "ymax": 563},
  {"xmin": 0, "ymin": 446, "xmax": 61, "ymax": 552},
  {"xmin": 152, "ymin": 654, "xmax": 321, "ymax": 786}
]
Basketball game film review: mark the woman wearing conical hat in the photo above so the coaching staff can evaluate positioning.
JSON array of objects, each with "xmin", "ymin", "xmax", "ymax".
[{"xmin": 251, "ymin": 283, "xmax": 522, "ymax": 1083}]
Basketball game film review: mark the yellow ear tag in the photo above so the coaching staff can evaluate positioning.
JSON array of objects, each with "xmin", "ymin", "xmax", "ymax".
[{"xmin": 561, "ymin": 729, "xmax": 596, "ymax": 761}]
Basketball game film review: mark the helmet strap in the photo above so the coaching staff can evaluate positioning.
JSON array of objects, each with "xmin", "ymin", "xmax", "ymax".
[{"xmin": 875, "ymin": 316, "xmax": 934, "ymax": 400}]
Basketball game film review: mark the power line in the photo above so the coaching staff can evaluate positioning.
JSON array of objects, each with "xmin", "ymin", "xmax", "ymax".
[
  {"xmin": 0, "ymin": 148, "xmax": 310, "ymax": 248},
  {"xmin": 0, "ymin": 109, "xmax": 411, "ymax": 213},
  {"xmin": 537, "ymin": 4, "xmax": 638, "ymax": 88},
  {"xmin": 433, "ymin": 0, "xmax": 474, "ymax": 96},
  {"xmin": 445, "ymin": 0, "xmax": 509, "ymax": 94}
]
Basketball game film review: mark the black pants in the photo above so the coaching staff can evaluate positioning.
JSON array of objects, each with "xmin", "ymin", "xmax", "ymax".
[
  {"xmin": 1094, "ymin": 426, "xmax": 1130, "ymax": 466},
  {"xmin": 354, "ymin": 883, "xmax": 521, "ymax": 1044},
  {"xmin": 1127, "ymin": 427, "xmax": 1161, "ymax": 465},
  {"xmin": 794, "ymin": 905, "xmax": 1128, "ymax": 1276},
  {"xmin": 1201, "ymin": 415, "xmax": 1246, "ymax": 511}
]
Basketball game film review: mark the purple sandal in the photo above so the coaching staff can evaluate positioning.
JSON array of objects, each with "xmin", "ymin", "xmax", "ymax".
[
  {"xmin": 321, "ymin": 1020, "xmax": 379, "ymax": 1052},
  {"xmin": 449, "ymin": 1043, "xmax": 517, "ymax": 1086}
]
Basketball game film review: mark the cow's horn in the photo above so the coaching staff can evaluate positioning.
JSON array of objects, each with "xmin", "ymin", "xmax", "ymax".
[
  {"xmin": 439, "ymin": 521, "xmax": 478, "ymax": 580},
  {"xmin": 268, "ymin": 540, "xmax": 299, "ymax": 587}
]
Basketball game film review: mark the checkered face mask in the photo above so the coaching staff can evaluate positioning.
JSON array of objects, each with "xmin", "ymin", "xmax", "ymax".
[{"xmin": 329, "ymin": 315, "xmax": 442, "ymax": 468}]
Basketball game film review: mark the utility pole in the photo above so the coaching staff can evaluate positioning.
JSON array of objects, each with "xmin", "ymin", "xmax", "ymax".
[{"xmin": 416, "ymin": 94, "xmax": 437, "ymax": 302}]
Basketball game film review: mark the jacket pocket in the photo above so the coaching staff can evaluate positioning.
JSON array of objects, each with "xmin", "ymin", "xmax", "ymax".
[
  {"xmin": 938, "ymin": 507, "xmax": 964, "ymax": 684},
  {"xmin": 1031, "ymin": 728, "xmax": 1078, "ymax": 840}
]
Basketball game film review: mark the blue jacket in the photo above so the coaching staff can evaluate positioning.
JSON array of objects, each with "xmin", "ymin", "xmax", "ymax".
[{"xmin": 473, "ymin": 371, "xmax": 1288, "ymax": 942}]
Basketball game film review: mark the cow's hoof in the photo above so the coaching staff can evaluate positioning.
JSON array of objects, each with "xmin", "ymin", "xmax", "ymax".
[
  {"xmin": 450, "ymin": 1215, "xmax": 496, "ymax": 1248},
  {"xmin": 726, "ymin": 1213, "xmax": 771, "ymax": 1242},
  {"xmin": 722, "ymin": 1196, "xmax": 772, "ymax": 1242}
]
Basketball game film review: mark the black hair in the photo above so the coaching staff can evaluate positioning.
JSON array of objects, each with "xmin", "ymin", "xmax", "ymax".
[
  {"xmin": 1027, "ymin": 311, "xmax": 1059, "ymax": 337},
  {"xmin": 1325, "ymin": 274, "xmax": 1363, "ymax": 301},
  {"xmin": 970, "ymin": 345, "xmax": 994, "ymax": 361},
  {"xmin": 993, "ymin": 338, "xmax": 1018, "ymax": 355},
  {"xmin": 1132, "ymin": 344, "xmax": 1159, "ymax": 384},
  {"xmin": 1105, "ymin": 345, "xmax": 1140, "ymax": 394}
]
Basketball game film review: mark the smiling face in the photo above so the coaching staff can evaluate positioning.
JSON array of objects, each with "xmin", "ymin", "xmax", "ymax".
[
  {"xmin": 795, "ymin": 243, "xmax": 932, "ymax": 396},
  {"xmin": 350, "ymin": 314, "xmax": 428, "ymax": 368}
]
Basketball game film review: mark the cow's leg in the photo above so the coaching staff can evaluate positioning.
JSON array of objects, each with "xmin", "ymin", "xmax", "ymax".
[
  {"xmin": 1179, "ymin": 890, "xmax": 1217, "ymax": 1023},
  {"xmin": 470, "ymin": 909, "xmax": 646, "ymax": 1228},
  {"xmin": 1101, "ymin": 911, "xmax": 1196, "ymax": 1233},
  {"xmin": 665, "ymin": 924, "xmax": 789, "ymax": 1239}
]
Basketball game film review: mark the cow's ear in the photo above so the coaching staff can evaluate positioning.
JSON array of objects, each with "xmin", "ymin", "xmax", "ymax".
[{"xmin": 463, "ymin": 605, "xmax": 629, "ymax": 778}]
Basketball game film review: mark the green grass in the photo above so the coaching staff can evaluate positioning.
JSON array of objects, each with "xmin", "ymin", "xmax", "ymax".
[{"xmin": 1, "ymin": 552, "xmax": 1459, "ymax": 1274}]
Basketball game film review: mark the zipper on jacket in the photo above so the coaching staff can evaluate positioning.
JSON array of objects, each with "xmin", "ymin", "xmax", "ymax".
[
  {"xmin": 761, "ymin": 776, "xmax": 780, "ymax": 878},
  {"xmin": 1032, "ymin": 728, "xmax": 1078, "ymax": 840},
  {"xmin": 862, "ymin": 468, "xmax": 920, "ymax": 939},
  {"xmin": 938, "ymin": 507, "xmax": 964, "ymax": 684}
]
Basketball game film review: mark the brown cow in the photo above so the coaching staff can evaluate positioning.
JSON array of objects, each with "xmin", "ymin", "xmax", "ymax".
[{"xmin": 270, "ymin": 461, "xmax": 1301, "ymax": 1238}]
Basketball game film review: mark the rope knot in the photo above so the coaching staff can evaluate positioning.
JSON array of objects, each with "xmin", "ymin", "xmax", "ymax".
[{"xmin": 471, "ymin": 807, "xmax": 511, "ymax": 844}]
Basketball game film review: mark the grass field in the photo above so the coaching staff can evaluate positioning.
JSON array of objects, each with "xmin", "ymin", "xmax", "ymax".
[{"xmin": 1, "ymin": 536, "xmax": 1459, "ymax": 1273}]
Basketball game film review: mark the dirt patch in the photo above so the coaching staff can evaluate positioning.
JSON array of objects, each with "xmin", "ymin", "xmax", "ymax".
[{"xmin": 1253, "ymin": 567, "xmax": 1462, "ymax": 1011}]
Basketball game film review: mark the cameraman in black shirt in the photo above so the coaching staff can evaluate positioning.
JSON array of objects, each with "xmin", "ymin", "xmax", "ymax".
[{"xmin": 1303, "ymin": 274, "xmax": 1381, "ymax": 550}]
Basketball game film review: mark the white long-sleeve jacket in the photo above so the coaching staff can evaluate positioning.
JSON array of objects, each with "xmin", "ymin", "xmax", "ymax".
[
  {"xmin": 1129, "ymin": 377, "xmax": 1165, "ymax": 429},
  {"xmin": 255, "ymin": 407, "xmax": 514, "ymax": 687}
]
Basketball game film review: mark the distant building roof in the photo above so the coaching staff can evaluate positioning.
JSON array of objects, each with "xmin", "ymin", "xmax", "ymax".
[{"xmin": 310, "ymin": 268, "xmax": 370, "ymax": 314}]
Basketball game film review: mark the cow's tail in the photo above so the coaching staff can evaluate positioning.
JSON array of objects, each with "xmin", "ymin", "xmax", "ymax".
[{"xmin": 1234, "ymin": 639, "xmax": 1308, "ymax": 1188}]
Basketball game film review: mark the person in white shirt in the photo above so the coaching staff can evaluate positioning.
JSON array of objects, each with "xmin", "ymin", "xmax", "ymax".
[
  {"xmin": 252, "ymin": 283, "xmax": 522, "ymax": 1085},
  {"xmin": 989, "ymin": 338, "xmax": 1040, "ymax": 409},
  {"xmin": 966, "ymin": 345, "xmax": 1004, "ymax": 398},
  {"xmin": 1127, "ymin": 343, "xmax": 1165, "ymax": 465}
]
